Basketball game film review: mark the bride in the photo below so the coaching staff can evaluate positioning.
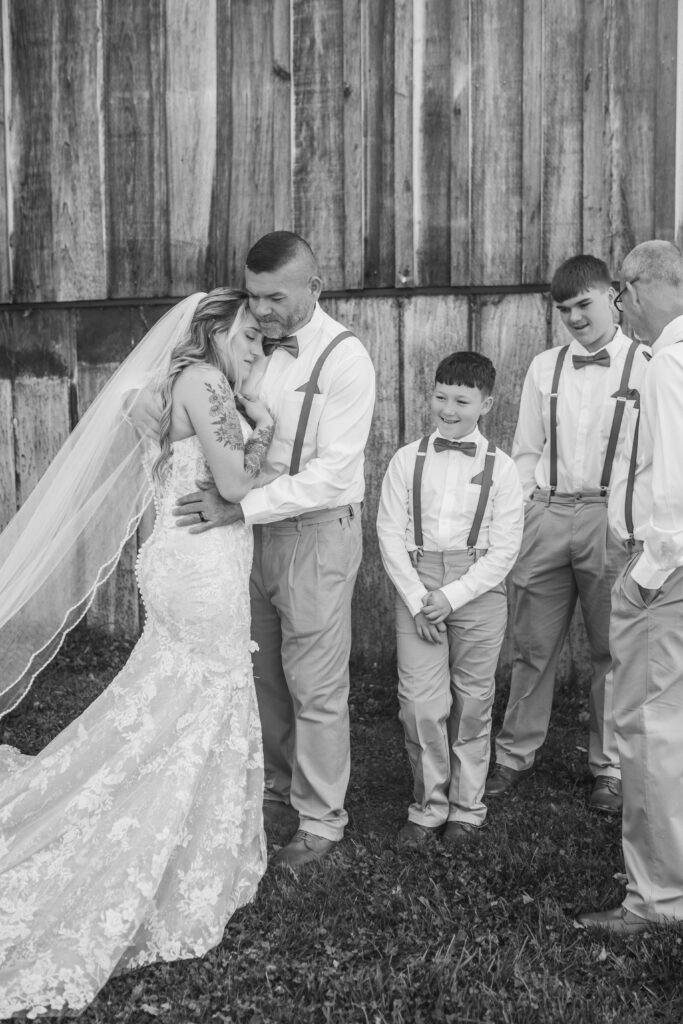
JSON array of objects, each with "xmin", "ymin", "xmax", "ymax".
[{"xmin": 0, "ymin": 289, "xmax": 273, "ymax": 1017}]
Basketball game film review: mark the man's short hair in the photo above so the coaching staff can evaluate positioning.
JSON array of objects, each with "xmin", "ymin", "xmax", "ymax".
[
  {"xmin": 435, "ymin": 351, "xmax": 496, "ymax": 397},
  {"xmin": 550, "ymin": 255, "xmax": 612, "ymax": 303},
  {"xmin": 621, "ymin": 240, "xmax": 683, "ymax": 289},
  {"xmin": 246, "ymin": 231, "xmax": 319, "ymax": 275}
]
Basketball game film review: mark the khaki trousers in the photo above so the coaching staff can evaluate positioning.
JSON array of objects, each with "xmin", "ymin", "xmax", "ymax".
[
  {"xmin": 611, "ymin": 559, "xmax": 683, "ymax": 921},
  {"xmin": 495, "ymin": 497, "xmax": 627, "ymax": 776},
  {"xmin": 396, "ymin": 551, "xmax": 507, "ymax": 828},
  {"xmin": 250, "ymin": 506, "xmax": 362, "ymax": 842}
]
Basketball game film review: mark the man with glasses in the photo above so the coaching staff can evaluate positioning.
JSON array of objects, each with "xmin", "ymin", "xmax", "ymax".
[
  {"xmin": 486, "ymin": 255, "xmax": 650, "ymax": 813},
  {"xmin": 577, "ymin": 240, "xmax": 683, "ymax": 934}
]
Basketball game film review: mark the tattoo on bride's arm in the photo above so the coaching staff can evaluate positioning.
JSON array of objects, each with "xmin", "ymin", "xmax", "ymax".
[
  {"xmin": 244, "ymin": 424, "xmax": 275, "ymax": 476},
  {"xmin": 204, "ymin": 380, "xmax": 244, "ymax": 449}
]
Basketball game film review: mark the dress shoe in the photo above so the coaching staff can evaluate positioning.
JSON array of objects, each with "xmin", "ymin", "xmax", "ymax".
[
  {"xmin": 397, "ymin": 821, "xmax": 443, "ymax": 848},
  {"xmin": 589, "ymin": 776, "xmax": 622, "ymax": 814},
  {"xmin": 574, "ymin": 905, "xmax": 651, "ymax": 935},
  {"xmin": 271, "ymin": 829, "xmax": 339, "ymax": 869},
  {"xmin": 262, "ymin": 800, "xmax": 299, "ymax": 828},
  {"xmin": 484, "ymin": 763, "xmax": 534, "ymax": 797},
  {"xmin": 442, "ymin": 821, "xmax": 483, "ymax": 846}
]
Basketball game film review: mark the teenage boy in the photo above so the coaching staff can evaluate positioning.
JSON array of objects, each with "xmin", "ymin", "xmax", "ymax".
[
  {"xmin": 377, "ymin": 352, "xmax": 524, "ymax": 847},
  {"xmin": 487, "ymin": 255, "xmax": 650, "ymax": 812}
]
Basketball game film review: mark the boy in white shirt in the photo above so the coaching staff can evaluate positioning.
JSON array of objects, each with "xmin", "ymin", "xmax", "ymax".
[
  {"xmin": 377, "ymin": 352, "xmax": 524, "ymax": 847},
  {"xmin": 487, "ymin": 255, "xmax": 650, "ymax": 812}
]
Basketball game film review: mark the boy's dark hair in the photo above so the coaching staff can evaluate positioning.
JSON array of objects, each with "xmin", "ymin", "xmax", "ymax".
[
  {"xmin": 246, "ymin": 231, "xmax": 318, "ymax": 275},
  {"xmin": 435, "ymin": 351, "xmax": 496, "ymax": 397},
  {"xmin": 550, "ymin": 254, "xmax": 612, "ymax": 303}
]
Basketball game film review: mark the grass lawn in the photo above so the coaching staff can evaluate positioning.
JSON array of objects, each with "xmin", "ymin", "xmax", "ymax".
[{"xmin": 2, "ymin": 632, "xmax": 682, "ymax": 1024}]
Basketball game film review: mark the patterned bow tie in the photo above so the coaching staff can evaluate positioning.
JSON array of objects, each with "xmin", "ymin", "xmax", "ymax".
[
  {"xmin": 263, "ymin": 335, "xmax": 299, "ymax": 358},
  {"xmin": 433, "ymin": 437, "xmax": 477, "ymax": 456},
  {"xmin": 572, "ymin": 349, "xmax": 610, "ymax": 369}
]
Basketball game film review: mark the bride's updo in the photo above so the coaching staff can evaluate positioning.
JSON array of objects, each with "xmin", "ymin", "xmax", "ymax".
[{"xmin": 154, "ymin": 288, "xmax": 249, "ymax": 479}]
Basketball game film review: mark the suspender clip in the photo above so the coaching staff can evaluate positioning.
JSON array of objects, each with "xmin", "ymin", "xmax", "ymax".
[
  {"xmin": 409, "ymin": 548, "xmax": 423, "ymax": 568},
  {"xmin": 599, "ymin": 487, "xmax": 608, "ymax": 497},
  {"xmin": 467, "ymin": 546, "xmax": 477, "ymax": 560},
  {"xmin": 546, "ymin": 488, "xmax": 554, "ymax": 505}
]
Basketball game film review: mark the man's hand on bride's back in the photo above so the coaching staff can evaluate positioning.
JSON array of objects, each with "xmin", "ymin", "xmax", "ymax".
[
  {"xmin": 173, "ymin": 480, "xmax": 245, "ymax": 533},
  {"xmin": 123, "ymin": 386, "xmax": 163, "ymax": 439}
]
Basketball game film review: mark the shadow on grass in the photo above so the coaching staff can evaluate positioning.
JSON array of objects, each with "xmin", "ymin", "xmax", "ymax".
[{"xmin": 2, "ymin": 632, "xmax": 682, "ymax": 1023}]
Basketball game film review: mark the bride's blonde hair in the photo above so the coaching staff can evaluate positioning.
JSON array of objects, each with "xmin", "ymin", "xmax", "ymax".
[{"xmin": 153, "ymin": 288, "xmax": 249, "ymax": 481}]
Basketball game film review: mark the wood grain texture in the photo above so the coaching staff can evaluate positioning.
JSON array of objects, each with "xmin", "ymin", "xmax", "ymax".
[
  {"xmin": 0, "ymin": 8, "xmax": 10, "ymax": 302},
  {"xmin": 342, "ymin": 0, "xmax": 364, "ymax": 289},
  {"xmin": 394, "ymin": 0, "xmax": 414, "ymax": 287},
  {"xmin": 104, "ymin": 0, "xmax": 169, "ymax": 297},
  {"xmin": 0, "ymin": 308, "xmax": 76, "ymax": 379},
  {"xmin": 449, "ymin": 0, "xmax": 470, "ymax": 285},
  {"xmin": 655, "ymin": 0, "xmax": 678, "ymax": 240},
  {"xmin": 415, "ymin": 0, "xmax": 452, "ymax": 284},
  {"xmin": 323, "ymin": 295, "xmax": 400, "ymax": 670},
  {"xmin": 292, "ymin": 0, "xmax": 346, "ymax": 288},
  {"xmin": 362, "ymin": 0, "xmax": 395, "ymax": 287},
  {"xmin": 272, "ymin": 0, "xmax": 293, "ymax": 233},
  {"xmin": 540, "ymin": 0, "xmax": 583, "ymax": 275},
  {"xmin": 0, "ymin": 379, "xmax": 15, "ymax": 527},
  {"xmin": 209, "ymin": 0, "xmax": 233, "ymax": 287},
  {"xmin": 522, "ymin": 0, "xmax": 543, "ymax": 283},
  {"xmin": 470, "ymin": 0, "xmax": 524, "ymax": 284},
  {"xmin": 401, "ymin": 294, "xmax": 469, "ymax": 440},
  {"xmin": 165, "ymin": 0, "xmax": 216, "ymax": 294},
  {"xmin": 582, "ymin": 0, "xmax": 610, "ymax": 261},
  {"xmin": 9, "ymin": 0, "xmax": 55, "ymax": 300},
  {"xmin": 13, "ymin": 377, "xmax": 70, "ymax": 505}
]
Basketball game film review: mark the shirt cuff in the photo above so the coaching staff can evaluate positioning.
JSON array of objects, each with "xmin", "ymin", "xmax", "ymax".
[
  {"xmin": 239, "ymin": 488, "xmax": 268, "ymax": 525},
  {"xmin": 440, "ymin": 580, "xmax": 468, "ymax": 613},
  {"xmin": 630, "ymin": 552, "xmax": 673, "ymax": 591},
  {"xmin": 405, "ymin": 584, "xmax": 430, "ymax": 618}
]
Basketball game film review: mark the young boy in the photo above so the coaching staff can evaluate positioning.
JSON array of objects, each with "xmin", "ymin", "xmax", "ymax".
[
  {"xmin": 377, "ymin": 352, "xmax": 524, "ymax": 847},
  {"xmin": 486, "ymin": 255, "xmax": 650, "ymax": 812}
]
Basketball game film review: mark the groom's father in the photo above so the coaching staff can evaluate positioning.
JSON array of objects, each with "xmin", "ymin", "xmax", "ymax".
[{"xmin": 176, "ymin": 232, "xmax": 376, "ymax": 868}]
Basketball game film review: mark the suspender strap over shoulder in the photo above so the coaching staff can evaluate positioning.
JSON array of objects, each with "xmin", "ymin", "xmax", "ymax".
[
  {"xmin": 624, "ymin": 347, "xmax": 652, "ymax": 546},
  {"xmin": 599, "ymin": 340, "xmax": 640, "ymax": 493},
  {"xmin": 466, "ymin": 440, "xmax": 497, "ymax": 550},
  {"xmin": 288, "ymin": 330, "xmax": 354, "ymax": 476},
  {"xmin": 412, "ymin": 436, "xmax": 430, "ymax": 554},
  {"xmin": 549, "ymin": 345, "xmax": 569, "ymax": 494}
]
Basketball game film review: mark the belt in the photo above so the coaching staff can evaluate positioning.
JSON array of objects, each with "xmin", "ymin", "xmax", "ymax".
[
  {"xmin": 265, "ymin": 503, "xmax": 361, "ymax": 529},
  {"xmin": 532, "ymin": 488, "xmax": 609, "ymax": 506}
]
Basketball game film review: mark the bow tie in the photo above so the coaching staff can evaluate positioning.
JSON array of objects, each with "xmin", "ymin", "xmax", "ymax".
[
  {"xmin": 572, "ymin": 349, "xmax": 610, "ymax": 369},
  {"xmin": 433, "ymin": 437, "xmax": 477, "ymax": 456},
  {"xmin": 263, "ymin": 335, "xmax": 299, "ymax": 358}
]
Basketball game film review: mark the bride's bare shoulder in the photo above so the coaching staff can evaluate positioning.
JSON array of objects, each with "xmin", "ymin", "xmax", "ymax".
[{"xmin": 173, "ymin": 363, "xmax": 232, "ymax": 398}]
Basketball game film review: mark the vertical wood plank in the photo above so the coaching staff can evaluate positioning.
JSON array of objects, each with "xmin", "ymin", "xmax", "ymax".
[
  {"xmin": 292, "ymin": 1, "xmax": 346, "ymax": 288},
  {"xmin": 104, "ymin": 0, "xmax": 169, "ymax": 297},
  {"xmin": 342, "ymin": 0, "xmax": 364, "ymax": 289},
  {"xmin": 13, "ymin": 378, "xmax": 70, "ymax": 505},
  {"xmin": 655, "ymin": 0, "xmax": 678, "ymax": 241},
  {"xmin": 324, "ymin": 296, "xmax": 400, "ymax": 670},
  {"xmin": 541, "ymin": 0, "xmax": 583, "ymax": 275},
  {"xmin": 394, "ymin": 0, "xmax": 414, "ymax": 287},
  {"xmin": 449, "ymin": 0, "xmax": 470, "ymax": 286},
  {"xmin": 582, "ymin": 0, "xmax": 610, "ymax": 260},
  {"xmin": 402, "ymin": 294, "xmax": 469, "ymax": 440},
  {"xmin": 415, "ymin": 0, "xmax": 452, "ymax": 285},
  {"xmin": 272, "ymin": 0, "xmax": 293, "ymax": 232},
  {"xmin": 9, "ymin": 0, "xmax": 55, "ymax": 300},
  {"xmin": 0, "ymin": 379, "xmax": 15, "ymax": 528},
  {"xmin": 470, "ymin": 0, "xmax": 524, "ymax": 284},
  {"xmin": 522, "ymin": 0, "xmax": 543, "ymax": 283},
  {"xmin": 209, "ymin": 0, "xmax": 232, "ymax": 287},
  {"xmin": 51, "ymin": 0, "xmax": 107, "ymax": 301},
  {"xmin": 363, "ymin": 0, "xmax": 395, "ymax": 288},
  {"xmin": 0, "ymin": 4, "xmax": 11, "ymax": 302},
  {"xmin": 165, "ymin": 0, "xmax": 216, "ymax": 294}
]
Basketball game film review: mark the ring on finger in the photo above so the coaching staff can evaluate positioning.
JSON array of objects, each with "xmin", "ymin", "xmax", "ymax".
[{"xmin": 198, "ymin": 511, "xmax": 207, "ymax": 523}]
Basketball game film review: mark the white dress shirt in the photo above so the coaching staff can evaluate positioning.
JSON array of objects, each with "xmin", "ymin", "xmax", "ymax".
[
  {"xmin": 512, "ymin": 328, "xmax": 650, "ymax": 499},
  {"xmin": 240, "ymin": 303, "xmax": 376, "ymax": 525},
  {"xmin": 609, "ymin": 314, "xmax": 683, "ymax": 590},
  {"xmin": 376, "ymin": 428, "xmax": 524, "ymax": 616}
]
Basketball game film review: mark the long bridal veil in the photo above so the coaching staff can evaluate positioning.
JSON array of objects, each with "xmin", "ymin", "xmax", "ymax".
[{"xmin": 0, "ymin": 293, "xmax": 205, "ymax": 719}]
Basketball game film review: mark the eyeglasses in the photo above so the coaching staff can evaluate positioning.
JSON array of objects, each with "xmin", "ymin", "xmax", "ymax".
[{"xmin": 614, "ymin": 276, "xmax": 640, "ymax": 313}]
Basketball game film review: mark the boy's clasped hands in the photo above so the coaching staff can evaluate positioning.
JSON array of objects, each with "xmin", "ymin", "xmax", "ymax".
[{"xmin": 415, "ymin": 590, "xmax": 450, "ymax": 643}]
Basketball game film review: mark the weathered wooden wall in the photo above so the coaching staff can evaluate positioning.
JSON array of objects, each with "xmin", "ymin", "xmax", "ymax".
[{"xmin": 0, "ymin": 0, "xmax": 681, "ymax": 677}]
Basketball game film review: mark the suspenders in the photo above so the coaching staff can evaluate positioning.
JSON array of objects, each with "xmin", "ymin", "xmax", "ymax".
[
  {"xmin": 288, "ymin": 330, "xmax": 353, "ymax": 476},
  {"xmin": 412, "ymin": 437, "xmax": 497, "ymax": 557},
  {"xmin": 548, "ymin": 340, "xmax": 640, "ymax": 495}
]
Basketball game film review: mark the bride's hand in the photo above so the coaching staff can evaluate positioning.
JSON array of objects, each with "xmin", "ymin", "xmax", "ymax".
[{"xmin": 235, "ymin": 393, "xmax": 273, "ymax": 429}]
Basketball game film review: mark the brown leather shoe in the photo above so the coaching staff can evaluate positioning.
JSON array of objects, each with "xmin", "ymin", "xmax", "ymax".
[
  {"xmin": 484, "ymin": 763, "xmax": 534, "ymax": 797},
  {"xmin": 574, "ymin": 905, "xmax": 651, "ymax": 935},
  {"xmin": 397, "ymin": 821, "xmax": 443, "ymax": 848},
  {"xmin": 589, "ymin": 776, "xmax": 622, "ymax": 814},
  {"xmin": 442, "ymin": 821, "xmax": 483, "ymax": 846},
  {"xmin": 271, "ymin": 829, "xmax": 339, "ymax": 869}
]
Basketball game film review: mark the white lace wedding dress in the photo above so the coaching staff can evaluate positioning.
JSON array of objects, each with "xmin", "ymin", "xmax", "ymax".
[{"xmin": 0, "ymin": 435, "xmax": 266, "ymax": 1018}]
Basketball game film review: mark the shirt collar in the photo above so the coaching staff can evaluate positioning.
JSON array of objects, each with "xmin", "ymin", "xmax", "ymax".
[
  {"xmin": 290, "ymin": 303, "xmax": 324, "ymax": 350},
  {"xmin": 432, "ymin": 426, "xmax": 482, "ymax": 445},
  {"xmin": 567, "ymin": 325, "xmax": 624, "ymax": 358},
  {"xmin": 652, "ymin": 314, "xmax": 683, "ymax": 354}
]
